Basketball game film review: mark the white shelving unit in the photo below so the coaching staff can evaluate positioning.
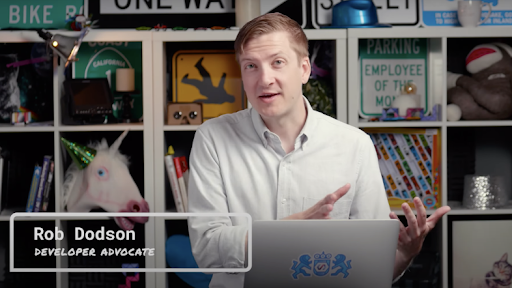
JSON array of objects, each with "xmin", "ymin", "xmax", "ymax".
[
  {"xmin": 346, "ymin": 26, "xmax": 512, "ymax": 288},
  {"xmin": 2, "ymin": 26, "xmax": 512, "ymax": 288},
  {"xmin": 0, "ymin": 30, "xmax": 155, "ymax": 288}
]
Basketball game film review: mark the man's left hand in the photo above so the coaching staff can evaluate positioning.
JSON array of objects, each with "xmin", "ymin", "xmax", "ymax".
[{"xmin": 389, "ymin": 197, "xmax": 451, "ymax": 260}]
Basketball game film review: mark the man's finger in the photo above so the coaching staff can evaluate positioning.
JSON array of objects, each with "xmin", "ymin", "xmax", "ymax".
[
  {"xmin": 402, "ymin": 203, "xmax": 419, "ymax": 238},
  {"xmin": 426, "ymin": 206, "xmax": 451, "ymax": 229},
  {"xmin": 390, "ymin": 212, "xmax": 409, "ymax": 243},
  {"xmin": 324, "ymin": 183, "xmax": 351, "ymax": 205},
  {"xmin": 320, "ymin": 204, "xmax": 333, "ymax": 218},
  {"xmin": 414, "ymin": 197, "xmax": 427, "ymax": 230}
]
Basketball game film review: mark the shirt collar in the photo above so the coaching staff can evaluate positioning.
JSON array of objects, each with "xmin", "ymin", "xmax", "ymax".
[{"xmin": 251, "ymin": 96, "xmax": 317, "ymax": 149}]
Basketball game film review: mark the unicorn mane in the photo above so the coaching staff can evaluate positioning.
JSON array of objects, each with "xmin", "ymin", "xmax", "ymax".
[{"xmin": 62, "ymin": 138, "xmax": 130, "ymax": 208}]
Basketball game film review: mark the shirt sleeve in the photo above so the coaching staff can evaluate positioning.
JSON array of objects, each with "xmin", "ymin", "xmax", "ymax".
[
  {"xmin": 186, "ymin": 127, "xmax": 248, "ymax": 271},
  {"xmin": 350, "ymin": 134, "xmax": 391, "ymax": 220}
]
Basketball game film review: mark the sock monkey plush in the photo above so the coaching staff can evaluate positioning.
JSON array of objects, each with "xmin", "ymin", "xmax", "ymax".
[{"xmin": 447, "ymin": 42, "xmax": 512, "ymax": 120}]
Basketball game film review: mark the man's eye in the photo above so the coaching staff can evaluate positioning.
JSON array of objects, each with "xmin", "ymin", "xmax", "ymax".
[
  {"xmin": 246, "ymin": 64, "xmax": 254, "ymax": 69},
  {"xmin": 275, "ymin": 60, "xmax": 283, "ymax": 65}
]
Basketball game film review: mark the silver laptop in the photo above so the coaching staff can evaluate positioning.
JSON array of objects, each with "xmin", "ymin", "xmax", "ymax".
[{"xmin": 244, "ymin": 219, "xmax": 400, "ymax": 288}]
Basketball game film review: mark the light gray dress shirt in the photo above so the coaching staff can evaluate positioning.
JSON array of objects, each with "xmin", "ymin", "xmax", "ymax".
[{"xmin": 187, "ymin": 97, "xmax": 392, "ymax": 288}]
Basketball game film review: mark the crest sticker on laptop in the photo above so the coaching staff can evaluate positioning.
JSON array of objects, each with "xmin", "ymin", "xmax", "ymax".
[{"xmin": 291, "ymin": 252, "xmax": 352, "ymax": 279}]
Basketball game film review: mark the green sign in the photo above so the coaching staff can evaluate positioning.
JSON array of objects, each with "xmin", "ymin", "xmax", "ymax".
[
  {"xmin": 73, "ymin": 42, "xmax": 143, "ymax": 121},
  {"xmin": 0, "ymin": 0, "xmax": 83, "ymax": 29},
  {"xmin": 359, "ymin": 38, "xmax": 429, "ymax": 118}
]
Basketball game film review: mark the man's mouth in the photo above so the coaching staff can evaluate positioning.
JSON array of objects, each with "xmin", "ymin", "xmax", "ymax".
[{"xmin": 259, "ymin": 93, "xmax": 280, "ymax": 98}]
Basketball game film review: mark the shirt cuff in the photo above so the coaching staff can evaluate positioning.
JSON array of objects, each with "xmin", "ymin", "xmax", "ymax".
[
  {"xmin": 219, "ymin": 225, "xmax": 248, "ymax": 269},
  {"xmin": 392, "ymin": 257, "xmax": 414, "ymax": 284}
]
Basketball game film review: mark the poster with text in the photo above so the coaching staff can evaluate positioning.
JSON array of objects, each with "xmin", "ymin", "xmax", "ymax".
[
  {"xmin": 421, "ymin": 0, "xmax": 512, "ymax": 26},
  {"xmin": 359, "ymin": 38, "xmax": 428, "ymax": 118}
]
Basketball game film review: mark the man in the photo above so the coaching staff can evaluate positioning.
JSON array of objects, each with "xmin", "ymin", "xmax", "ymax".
[{"xmin": 187, "ymin": 12, "xmax": 450, "ymax": 288}]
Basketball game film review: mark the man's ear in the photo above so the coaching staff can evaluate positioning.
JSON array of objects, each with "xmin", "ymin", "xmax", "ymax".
[{"xmin": 301, "ymin": 56, "xmax": 311, "ymax": 84}]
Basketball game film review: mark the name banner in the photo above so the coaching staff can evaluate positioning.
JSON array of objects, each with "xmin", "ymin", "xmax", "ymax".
[{"xmin": 421, "ymin": 0, "xmax": 512, "ymax": 26}]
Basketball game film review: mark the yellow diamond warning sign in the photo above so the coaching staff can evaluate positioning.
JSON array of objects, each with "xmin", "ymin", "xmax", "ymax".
[{"xmin": 172, "ymin": 50, "xmax": 246, "ymax": 121}]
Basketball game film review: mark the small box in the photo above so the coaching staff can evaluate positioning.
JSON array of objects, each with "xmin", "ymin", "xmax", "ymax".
[
  {"xmin": 167, "ymin": 103, "xmax": 203, "ymax": 125},
  {"xmin": 11, "ymin": 111, "xmax": 32, "ymax": 124}
]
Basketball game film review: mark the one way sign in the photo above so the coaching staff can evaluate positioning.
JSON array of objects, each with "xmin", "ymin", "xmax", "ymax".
[
  {"xmin": 86, "ymin": 0, "xmax": 306, "ymax": 29},
  {"xmin": 260, "ymin": 0, "xmax": 306, "ymax": 28}
]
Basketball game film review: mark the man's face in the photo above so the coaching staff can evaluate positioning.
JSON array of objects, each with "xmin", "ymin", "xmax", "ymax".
[{"xmin": 239, "ymin": 31, "xmax": 310, "ymax": 120}]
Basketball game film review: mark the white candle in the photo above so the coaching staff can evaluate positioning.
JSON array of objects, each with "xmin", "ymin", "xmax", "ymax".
[{"xmin": 116, "ymin": 68, "xmax": 135, "ymax": 92}]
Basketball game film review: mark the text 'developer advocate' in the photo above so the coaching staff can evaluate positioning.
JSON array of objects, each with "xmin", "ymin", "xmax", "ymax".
[{"xmin": 9, "ymin": 212, "xmax": 252, "ymax": 273}]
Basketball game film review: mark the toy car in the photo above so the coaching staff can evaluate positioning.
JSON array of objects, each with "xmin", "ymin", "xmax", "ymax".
[
  {"xmin": 154, "ymin": 24, "xmax": 167, "ymax": 31},
  {"xmin": 210, "ymin": 26, "xmax": 226, "ymax": 30},
  {"xmin": 172, "ymin": 26, "xmax": 188, "ymax": 31}
]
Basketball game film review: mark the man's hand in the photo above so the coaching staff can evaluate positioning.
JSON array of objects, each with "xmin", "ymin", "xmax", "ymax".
[
  {"xmin": 390, "ymin": 197, "xmax": 451, "ymax": 261},
  {"xmin": 282, "ymin": 184, "xmax": 351, "ymax": 220}
]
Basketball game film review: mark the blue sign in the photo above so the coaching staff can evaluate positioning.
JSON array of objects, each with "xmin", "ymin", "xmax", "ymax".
[
  {"xmin": 421, "ymin": 0, "xmax": 512, "ymax": 26},
  {"xmin": 290, "ymin": 252, "xmax": 352, "ymax": 279}
]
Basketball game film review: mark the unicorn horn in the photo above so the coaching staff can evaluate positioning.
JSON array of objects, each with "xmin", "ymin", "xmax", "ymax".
[
  {"xmin": 61, "ymin": 137, "xmax": 96, "ymax": 170},
  {"xmin": 110, "ymin": 129, "xmax": 129, "ymax": 155}
]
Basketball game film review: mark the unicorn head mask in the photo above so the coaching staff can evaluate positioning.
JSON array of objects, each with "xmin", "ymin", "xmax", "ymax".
[{"xmin": 61, "ymin": 130, "xmax": 149, "ymax": 230}]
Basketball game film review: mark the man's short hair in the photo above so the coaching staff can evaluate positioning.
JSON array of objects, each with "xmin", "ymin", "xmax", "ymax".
[{"xmin": 234, "ymin": 12, "xmax": 309, "ymax": 63}]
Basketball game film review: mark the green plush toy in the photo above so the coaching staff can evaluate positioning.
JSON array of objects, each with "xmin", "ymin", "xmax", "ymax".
[{"xmin": 303, "ymin": 78, "xmax": 335, "ymax": 119}]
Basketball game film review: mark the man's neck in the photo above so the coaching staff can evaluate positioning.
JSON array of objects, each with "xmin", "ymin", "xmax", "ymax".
[{"xmin": 262, "ymin": 99, "xmax": 307, "ymax": 153}]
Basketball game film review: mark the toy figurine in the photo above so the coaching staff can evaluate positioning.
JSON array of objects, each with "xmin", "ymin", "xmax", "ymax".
[{"xmin": 61, "ymin": 130, "xmax": 149, "ymax": 230}]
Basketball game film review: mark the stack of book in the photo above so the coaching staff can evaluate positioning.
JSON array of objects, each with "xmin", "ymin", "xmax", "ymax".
[
  {"xmin": 25, "ymin": 155, "xmax": 54, "ymax": 212},
  {"xmin": 164, "ymin": 146, "xmax": 189, "ymax": 213},
  {"xmin": 363, "ymin": 128, "xmax": 442, "ymax": 210}
]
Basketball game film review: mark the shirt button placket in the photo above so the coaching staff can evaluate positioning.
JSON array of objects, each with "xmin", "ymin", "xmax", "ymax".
[
  {"xmin": 282, "ymin": 158, "xmax": 290, "ymax": 216},
  {"xmin": 277, "ymin": 160, "xmax": 288, "ymax": 219}
]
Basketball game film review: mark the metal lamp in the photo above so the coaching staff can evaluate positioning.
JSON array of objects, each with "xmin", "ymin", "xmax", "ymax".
[{"xmin": 37, "ymin": 27, "xmax": 90, "ymax": 68}]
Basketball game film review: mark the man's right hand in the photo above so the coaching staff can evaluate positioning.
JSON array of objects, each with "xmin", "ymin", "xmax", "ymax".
[{"xmin": 282, "ymin": 183, "xmax": 351, "ymax": 220}]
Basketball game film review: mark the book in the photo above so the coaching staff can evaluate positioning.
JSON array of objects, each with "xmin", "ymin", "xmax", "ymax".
[
  {"xmin": 0, "ymin": 147, "xmax": 3, "ymax": 214},
  {"xmin": 164, "ymin": 146, "xmax": 185, "ymax": 213},
  {"xmin": 179, "ymin": 156, "xmax": 189, "ymax": 191},
  {"xmin": 33, "ymin": 155, "xmax": 52, "ymax": 212},
  {"xmin": 25, "ymin": 164, "xmax": 41, "ymax": 212},
  {"xmin": 363, "ymin": 128, "xmax": 442, "ymax": 210},
  {"xmin": 41, "ymin": 160, "xmax": 54, "ymax": 212},
  {"xmin": 174, "ymin": 156, "xmax": 188, "ymax": 212}
]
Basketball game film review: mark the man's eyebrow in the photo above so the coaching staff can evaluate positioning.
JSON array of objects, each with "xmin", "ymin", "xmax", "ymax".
[{"xmin": 240, "ymin": 52, "xmax": 286, "ymax": 63}]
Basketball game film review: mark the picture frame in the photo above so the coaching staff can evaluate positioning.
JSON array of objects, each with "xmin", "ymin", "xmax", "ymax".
[{"xmin": 448, "ymin": 214, "xmax": 512, "ymax": 288}]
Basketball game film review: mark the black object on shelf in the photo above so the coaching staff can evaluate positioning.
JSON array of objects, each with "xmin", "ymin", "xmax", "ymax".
[
  {"xmin": 116, "ymin": 90, "xmax": 140, "ymax": 123},
  {"xmin": 62, "ymin": 78, "xmax": 115, "ymax": 125},
  {"xmin": 392, "ymin": 252, "xmax": 440, "ymax": 288}
]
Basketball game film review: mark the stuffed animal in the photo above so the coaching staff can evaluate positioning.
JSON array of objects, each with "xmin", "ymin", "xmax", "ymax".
[
  {"xmin": 61, "ymin": 130, "xmax": 149, "ymax": 230},
  {"xmin": 447, "ymin": 42, "xmax": 512, "ymax": 120}
]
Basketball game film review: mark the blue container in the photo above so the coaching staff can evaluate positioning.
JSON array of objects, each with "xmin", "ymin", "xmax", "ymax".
[{"xmin": 321, "ymin": 0, "xmax": 391, "ymax": 28}]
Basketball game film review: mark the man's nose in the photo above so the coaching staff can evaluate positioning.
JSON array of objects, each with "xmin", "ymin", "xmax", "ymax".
[{"xmin": 259, "ymin": 66, "xmax": 275, "ymax": 87}]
